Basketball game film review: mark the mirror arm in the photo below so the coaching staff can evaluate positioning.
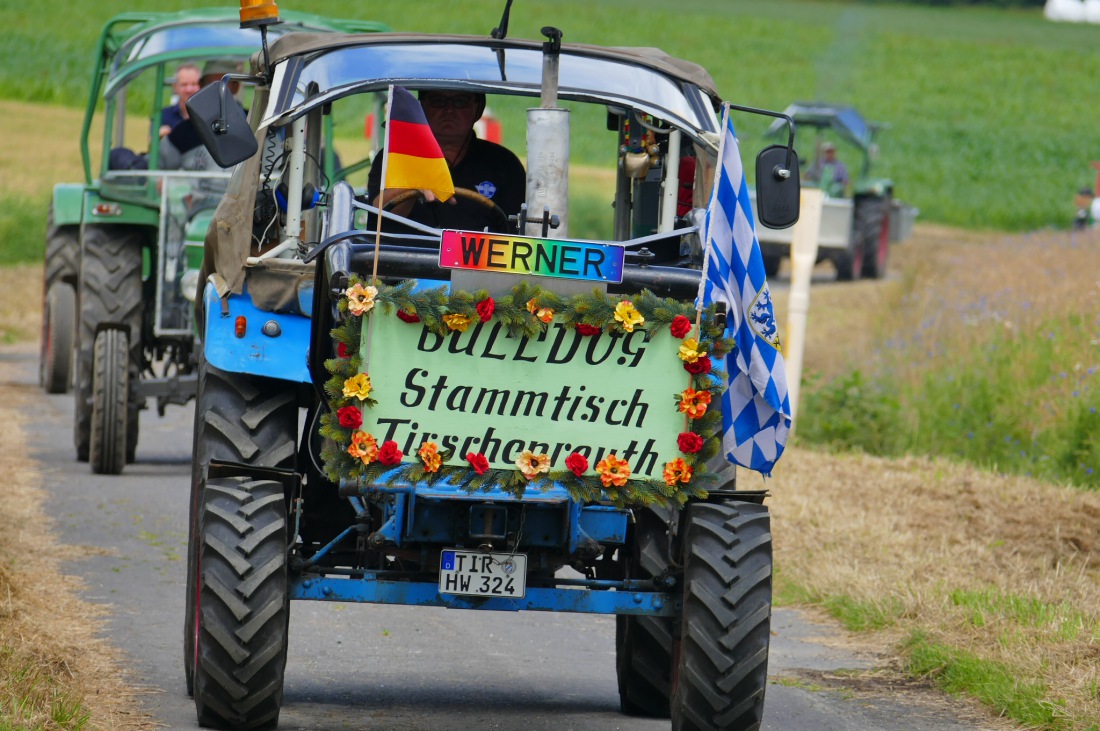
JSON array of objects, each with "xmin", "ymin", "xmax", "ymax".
[
  {"xmin": 726, "ymin": 103, "xmax": 797, "ymax": 179},
  {"xmin": 212, "ymin": 73, "xmax": 265, "ymax": 134}
]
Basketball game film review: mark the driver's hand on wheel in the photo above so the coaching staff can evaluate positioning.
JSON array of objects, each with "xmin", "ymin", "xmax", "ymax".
[{"xmin": 374, "ymin": 188, "xmax": 455, "ymax": 216}]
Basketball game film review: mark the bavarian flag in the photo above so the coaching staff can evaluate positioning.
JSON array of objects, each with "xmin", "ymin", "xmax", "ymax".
[{"xmin": 383, "ymin": 85, "xmax": 455, "ymax": 202}]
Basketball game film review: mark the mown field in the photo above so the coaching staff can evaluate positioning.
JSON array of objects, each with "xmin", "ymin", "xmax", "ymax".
[{"xmin": 2, "ymin": 0, "xmax": 1100, "ymax": 249}]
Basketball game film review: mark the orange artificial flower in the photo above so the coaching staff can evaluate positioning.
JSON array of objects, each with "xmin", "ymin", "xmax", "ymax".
[
  {"xmin": 678, "ymin": 388, "xmax": 712, "ymax": 419},
  {"xmin": 525, "ymin": 297, "xmax": 554, "ymax": 323},
  {"xmin": 515, "ymin": 450, "xmax": 551, "ymax": 480},
  {"xmin": 345, "ymin": 282, "xmax": 378, "ymax": 317},
  {"xmin": 347, "ymin": 431, "xmax": 379, "ymax": 465},
  {"xmin": 663, "ymin": 458, "xmax": 693, "ymax": 487},
  {"xmin": 418, "ymin": 441, "xmax": 442, "ymax": 473},
  {"xmin": 595, "ymin": 453, "xmax": 631, "ymax": 488}
]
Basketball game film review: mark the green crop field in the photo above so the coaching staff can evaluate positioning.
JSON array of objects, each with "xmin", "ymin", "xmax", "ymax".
[{"xmin": 2, "ymin": 0, "xmax": 1100, "ymax": 237}]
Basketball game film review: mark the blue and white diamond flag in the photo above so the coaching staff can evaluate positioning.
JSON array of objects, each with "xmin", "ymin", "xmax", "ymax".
[{"xmin": 698, "ymin": 104, "xmax": 792, "ymax": 475}]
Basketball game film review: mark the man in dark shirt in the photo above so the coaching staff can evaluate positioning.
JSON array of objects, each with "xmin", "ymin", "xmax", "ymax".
[{"xmin": 366, "ymin": 91, "xmax": 526, "ymax": 232}]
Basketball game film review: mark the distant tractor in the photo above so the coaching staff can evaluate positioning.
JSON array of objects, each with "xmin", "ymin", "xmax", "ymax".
[
  {"xmin": 39, "ymin": 8, "xmax": 387, "ymax": 475},
  {"xmin": 750, "ymin": 103, "xmax": 916, "ymax": 281}
]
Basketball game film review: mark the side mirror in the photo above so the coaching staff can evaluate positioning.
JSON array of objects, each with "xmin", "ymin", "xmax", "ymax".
[
  {"xmin": 185, "ymin": 80, "xmax": 257, "ymax": 168},
  {"xmin": 755, "ymin": 144, "xmax": 800, "ymax": 230}
]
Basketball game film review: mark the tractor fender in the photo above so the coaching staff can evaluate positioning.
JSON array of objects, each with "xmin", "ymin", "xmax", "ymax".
[
  {"xmin": 51, "ymin": 184, "xmax": 86, "ymax": 227},
  {"xmin": 201, "ymin": 282, "xmax": 313, "ymax": 383}
]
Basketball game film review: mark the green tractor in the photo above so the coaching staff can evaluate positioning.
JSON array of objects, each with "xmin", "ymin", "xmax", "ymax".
[
  {"xmin": 750, "ymin": 103, "xmax": 916, "ymax": 281},
  {"xmin": 40, "ymin": 7, "xmax": 387, "ymax": 474}
]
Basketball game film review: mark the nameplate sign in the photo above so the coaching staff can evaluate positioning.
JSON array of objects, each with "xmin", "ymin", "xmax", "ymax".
[{"xmin": 439, "ymin": 230, "xmax": 625, "ymax": 284}]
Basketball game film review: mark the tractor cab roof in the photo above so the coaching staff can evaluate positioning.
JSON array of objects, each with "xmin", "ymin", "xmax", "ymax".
[
  {"xmin": 254, "ymin": 33, "xmax": 722, "ymax": 147},
  {"xmin": 765, "ymin": 102, "xmax": 883, "ymax": 152},
  {"xmin": 100, "ymin": 9, "xmax": 388, "ymax": 99}
]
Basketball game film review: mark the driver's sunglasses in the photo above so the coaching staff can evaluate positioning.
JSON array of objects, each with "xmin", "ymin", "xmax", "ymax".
[{"xmin": 421, "ymin": 95, "xmax": 475, "ymax": 110}]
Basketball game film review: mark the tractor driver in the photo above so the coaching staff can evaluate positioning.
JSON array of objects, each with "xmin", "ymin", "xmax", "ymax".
[
  {"xmin": 365, "ymin": 90, "xmax": 526, "ymax": 232},
  {"xmin": 806, "ymin": 141, "xmax": 849, "ymax": 198}
]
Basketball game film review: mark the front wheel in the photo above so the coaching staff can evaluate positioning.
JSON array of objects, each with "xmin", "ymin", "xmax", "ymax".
[
  {"xmin": 193, "ymin": 477, "xmax": 289, "ymax": 730},
  {"xmin": 89, "ymin": 328, "xmax": 129, "ymax": 475},
  {"xmin": 671, "ymin": 502, "xmax": 772, "ymax": 731}
]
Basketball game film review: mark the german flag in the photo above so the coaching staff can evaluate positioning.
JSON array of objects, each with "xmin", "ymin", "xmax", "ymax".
[{"xmin": 383, "ymin": 86, "xmax": 455, "ymax": 202}]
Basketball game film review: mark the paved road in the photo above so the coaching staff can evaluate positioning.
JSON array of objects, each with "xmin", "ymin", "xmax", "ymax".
[{"xmin": 8, "ymin": 346, "xmax": 996, "ymax": 731}]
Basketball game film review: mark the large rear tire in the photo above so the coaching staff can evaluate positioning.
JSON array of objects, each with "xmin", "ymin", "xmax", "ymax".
[
  {"xmin": 858, "ymin": 196, "xmax": 891, "ymax": 280},
  {"xmin": 185, "ymin": 353, "xmax": 298, "ymax": 697},
  {"xmin": 40, "ymin": 282, "xmax": 76, "ymax": 394},
  {"xmin": 832, "ymin": 220, "xmax": 863, "ymax": 282},
  {"xmin": 671, "ymin": 502, "xmax": 772, "ymax": 731},
  {"xmin": 193, "ymin": 477, "xmax": 288, "ymax": 730},
  {"xmin": 617, "ymin": 503, "xmax": 678, "ymax": 718},
  {"xmin": 74, "ymin": 225, "xmax": 144, "ymax": 462},
  {"xmin": 89, "ymin": 328, "xmax": 129, "ymax": 475}
]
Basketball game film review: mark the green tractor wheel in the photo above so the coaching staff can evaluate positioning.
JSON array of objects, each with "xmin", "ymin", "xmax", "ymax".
[
  {"xmin": 74, "ymin": 225, "xmax": 143, "ymax": 463},
  {"xmin": 89, "ymin": 327, "xmax": 130, "ymax": 475}
]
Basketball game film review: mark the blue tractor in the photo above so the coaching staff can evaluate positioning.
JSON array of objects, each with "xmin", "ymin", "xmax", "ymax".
[{"xmin": 184, "ymin": 4, "xmax": 800, "ymax": 729}]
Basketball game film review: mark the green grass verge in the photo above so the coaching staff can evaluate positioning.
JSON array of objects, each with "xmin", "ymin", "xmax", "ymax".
[
  {"xmin": 904, "ymin": 631, "xmax": 1066, "ymax": 729},
  {"xmin": 797, "ymin": 313, "xmax": 1100, "ymax": 490},
  {"xmin": 0, "ymin": 196, "xmax": 47, "ymax": 267}
]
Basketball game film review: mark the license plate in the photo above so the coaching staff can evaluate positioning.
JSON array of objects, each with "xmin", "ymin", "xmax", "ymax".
[{"xmin": 439, "ymin": 550, "xmax": 527, "ymax": 598}]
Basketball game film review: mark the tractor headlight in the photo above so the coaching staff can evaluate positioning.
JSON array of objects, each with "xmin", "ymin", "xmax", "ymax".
[{"xmin": 180, "ymin": 269, "xmax": 201, "ymax": 303}]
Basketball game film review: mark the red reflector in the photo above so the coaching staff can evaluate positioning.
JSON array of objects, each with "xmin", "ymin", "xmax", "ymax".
[
  {"xmin": 234, "ymin": 316, "xmax": 247, "ymax": 338},
  {"xmin": 92, "ymin": 203, "xmax": 122, "ymax": 216}
]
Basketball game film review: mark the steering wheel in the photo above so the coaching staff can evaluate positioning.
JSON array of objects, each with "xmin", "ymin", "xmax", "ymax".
[{"xmin": 382, "ymin": 186, "xmax": 511, "ymax": 233}]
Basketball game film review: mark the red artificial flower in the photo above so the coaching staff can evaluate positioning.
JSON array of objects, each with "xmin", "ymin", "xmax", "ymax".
[
  {"xmin": 575, "ymin": 323, "xmax": 601, "ymax": 336},
  {"xmin": 396, "ymin": 309, "xmax": 421, "ymax": 323},
  {"xmin": 684, "ymin": 358, "xmax": 712, "ymax": 375},
  {"xmin": 677, "ymin": 432, "xmax": 704, "ymax": 454},
  {"xmin": 670, "ymin": 315, "xmax": 693, "ymax": 339},
  {"xmin": 336, "ymin": 405, "xmax": 362, "ymax": 430},
  {"xmin": 378, "ymin": 440, "xmax": 403, "ymax": 465},
  {"xmin": 336, "ymin": 341, "xmax": 351, "ymax": 358},
  {"xmin": 475, "ymin": 297, "xmax": 495, "ymax": 323},
  {"xmin": 564, "ymin": 452, "xmax": 589, "ymax": 476},
  {"xmin": 466, "ymin": 452, "xmax": 490, "ymax": 475}
]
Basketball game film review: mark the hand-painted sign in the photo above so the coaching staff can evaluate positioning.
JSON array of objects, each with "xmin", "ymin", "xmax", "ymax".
[
  {"xmin": 439, "ymin": 230, "xmax": 625, "ymax": 284},
  {"xmin": 361, "ymin": 315, "xmax": 680, "ymax": 479}
]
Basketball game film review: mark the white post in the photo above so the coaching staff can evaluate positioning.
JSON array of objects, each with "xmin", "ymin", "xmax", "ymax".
[{"xmin": 784, "ymin": 187, "xmax": 824, "ymax": 431}]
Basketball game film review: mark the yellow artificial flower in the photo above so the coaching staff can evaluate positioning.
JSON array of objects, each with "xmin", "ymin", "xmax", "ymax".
[
  {"xmin": 526, "ymin": 297, "xmax": 554, "ymax": 323},
  {"xmin": 613, "ymin": 300, "xmax": 645, "ymax": 332},
  {"xmin": 345, "ymin": 282, "xmax": 378, "ymax": 317},
  {"xmin": 443, "ymin": 312, "xmax": 472, "ymax": 332},
  {"xmin": 342, "ymin": 373, "xmax": 373, "ymax": 401},
  {"xmin": 595, "ymin": 453, "xmax": 631, "ymax": 488},
  {"xmin": 418, "ymin": 441, "xmax": 442, "ymax": 473},
  {"xmin": 348, "ymin": 431, "xmax": 379, "ymax": 464},
  {"xmin": 515, "ymin": 450, "xmax": 552, "ymax": 480},
  {"xmin": 663, "ymin": 458, "xmax": 693, "ymax": 487},
  {"xmin": 678, "ymin": 338, "xmax": 706, "ymax": 364}
]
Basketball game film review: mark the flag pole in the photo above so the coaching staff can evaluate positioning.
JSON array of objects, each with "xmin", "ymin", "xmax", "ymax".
[
  {"xmin": 687, "ymin": 102, "xmax": 731, "ymax": 432},
  {"xmin": 694, "ymin": 102, "xmax": 731, "ymax": 339},
  {"xmin": 372, "ymin": 84, "xmax": 394, "ymax": 286},
  {"xmin": 362, "ymin": 85, "xmax": 395, "ymax": 373}
]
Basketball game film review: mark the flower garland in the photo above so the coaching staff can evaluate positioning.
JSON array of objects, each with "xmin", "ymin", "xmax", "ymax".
[{"xmin": 319, "ymin": 278, "xmax": 733, "ymax": 508}]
